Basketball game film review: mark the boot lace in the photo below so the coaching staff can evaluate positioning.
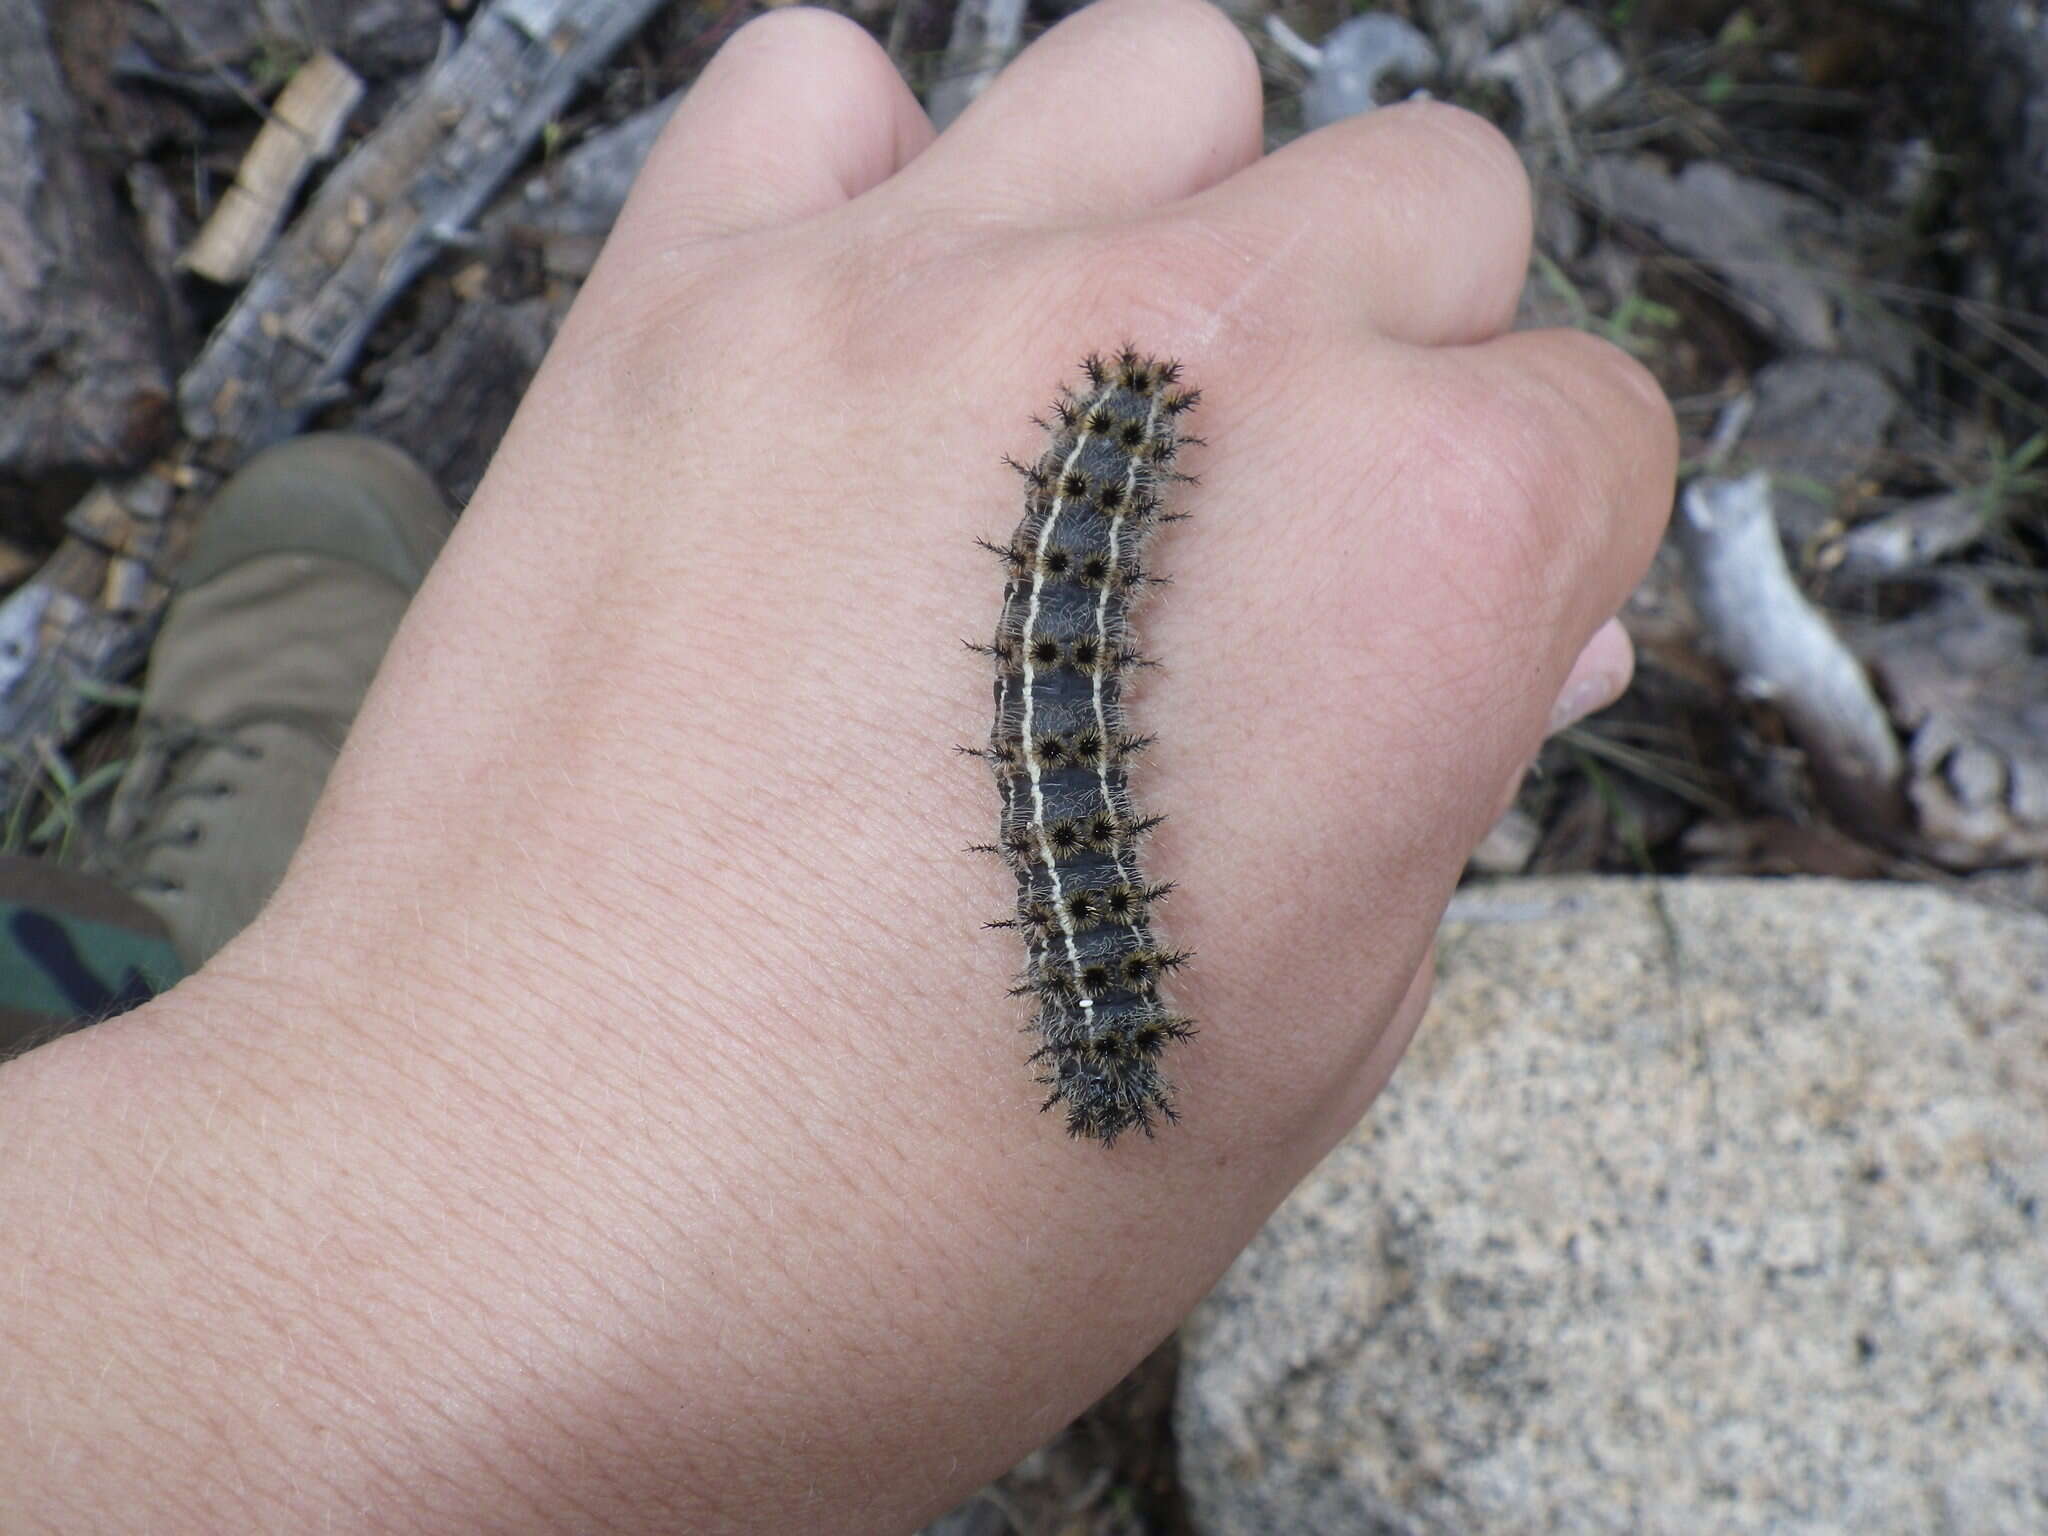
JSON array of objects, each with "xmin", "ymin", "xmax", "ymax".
[{"xmin": 96, "ymin": 716, "xmax": 268, "ymax": 895}]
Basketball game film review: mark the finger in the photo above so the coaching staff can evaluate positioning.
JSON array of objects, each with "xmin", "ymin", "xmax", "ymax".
[
  {"xmin": 1166, "ymin": 100, "xmax": 1533, "ymax": 347},
  {"xmin": 1483, "ymin": 615, "xmax": 1634, "ymax": 831},
  {"xmin": 900, "ymin": 0, "xmax": 1263, "ymax": 223},
  {"xmin": 1459, "ymin": 328, "xmax": 1677, "ymax": 628},
  {"xmin": 634, "ymin": 8, "xmax": 935, "ymax": 240},
  {"xmin": 1166, "ymin": 327, "xmax": 1673, "ymax": 884},
  {"xmin": 1547, "ymin": 616, "xmax": 1635, "ymax": 734},
  {"xmin": 1355, "ymin": 328, "xmax": 1675, "ymax": 650}
]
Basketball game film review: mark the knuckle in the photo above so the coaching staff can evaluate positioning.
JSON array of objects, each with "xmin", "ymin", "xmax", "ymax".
[
  {"xmin": 1403, "ymin": 357, "xmax": 1595, "ymax": 598},
  {"xmin": 1381, "ymin": 100, "xmax": 1533, "ymax": 243},
  {"xmin": 1515, "ymin": 328, "xmax": 1680, "ymax": 537},
  {"xmin": 718, "ymin": 3, "xmax": 865, "ymax": 62},
  {"xmin": 1144, "ymin": 0, "xmax": 1260, "ymax": 93},
  {"xmin": 1417, "ymin": 331, "xmax": 1676, "ymax": 613},
  {"xmin": 1448, "ymin": 364, "xmax": 1563, "ymax": 508},
  {"xmin": 1389, "ymin": 99, "xmax": 1526, "ymax": 192},
  {"xmin": 1536, "ymin": 325, "xmax": 1668, "ymax": 417},
  {"xmin": 1098, "ymin": 0, "xmax": 1250, "ymax": 51},
  {"xmin": 1578, "ymin": 331, "xmax": 1680, "ymax": 467}
]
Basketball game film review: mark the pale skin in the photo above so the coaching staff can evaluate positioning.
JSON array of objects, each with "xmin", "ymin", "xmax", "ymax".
[{"xmin": 0, "ymin": 2, "xmax": 1674, "ymax": 1530}]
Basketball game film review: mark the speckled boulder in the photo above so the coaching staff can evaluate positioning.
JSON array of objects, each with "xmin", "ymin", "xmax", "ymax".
[{"xmin": 1178, "ymin": 878, "xmax": 2048, "ymax": 1536}]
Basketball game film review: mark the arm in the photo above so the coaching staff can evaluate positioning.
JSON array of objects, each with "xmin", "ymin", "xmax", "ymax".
[{"xmin": 0, "ymin": 3, "xmax": 1673, "ymax": 1530}]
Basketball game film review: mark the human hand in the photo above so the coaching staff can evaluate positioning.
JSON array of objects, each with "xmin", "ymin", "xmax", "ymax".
[{"xmin": 0, "ymin": 2, "xmax": 1672, "ymax": 1530}]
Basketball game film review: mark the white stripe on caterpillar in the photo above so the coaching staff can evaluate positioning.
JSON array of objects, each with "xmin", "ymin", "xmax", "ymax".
[{"xmin": 1021, "ymin": 427, "xmax": 1097, "ymax": 998}]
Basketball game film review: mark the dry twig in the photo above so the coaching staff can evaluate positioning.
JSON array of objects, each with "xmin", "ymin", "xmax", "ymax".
[{"xmin": 1676, "ymin": 469, "xmax": 1908, "ymax": 841}]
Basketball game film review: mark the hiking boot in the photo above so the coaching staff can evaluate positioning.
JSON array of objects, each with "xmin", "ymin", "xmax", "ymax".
[{"xmin": 98, "ymin": 434, "xmax": 453, "ymax": 971}]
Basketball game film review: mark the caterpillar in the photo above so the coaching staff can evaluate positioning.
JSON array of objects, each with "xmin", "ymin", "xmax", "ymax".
[{"xmin": 969, "ymin": 348, "xmax": 1201, "ymax": 1145}]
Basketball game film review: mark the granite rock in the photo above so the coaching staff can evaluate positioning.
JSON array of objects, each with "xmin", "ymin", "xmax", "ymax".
[{"xmin": 1179, "ymin": 877, "xmax": 2048, "ymax": 1536}]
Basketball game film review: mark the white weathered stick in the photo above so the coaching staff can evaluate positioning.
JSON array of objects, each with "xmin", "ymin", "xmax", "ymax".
[{"xmin": 1677, "ymin": 470, "xmax": 1908, "ymax": 839}]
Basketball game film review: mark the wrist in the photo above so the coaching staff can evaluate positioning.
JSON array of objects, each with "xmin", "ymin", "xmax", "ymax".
[{"xmin": 0, "ymin": 955, "xmax": 670, "ymax": 1531}]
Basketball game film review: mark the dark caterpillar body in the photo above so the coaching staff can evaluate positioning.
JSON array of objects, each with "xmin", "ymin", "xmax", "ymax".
[{"xmin": 972, "ymin": 348, "xmax": 1200, "ymax": 1145}]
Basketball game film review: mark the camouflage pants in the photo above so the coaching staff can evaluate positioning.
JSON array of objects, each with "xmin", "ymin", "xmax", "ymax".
[{"xmin": 0, "ymin": 856, "xmax": 184, "ymax": 1060}]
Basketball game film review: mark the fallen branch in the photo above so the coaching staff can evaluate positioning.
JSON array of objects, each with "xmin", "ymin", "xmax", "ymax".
[
  {"xmin": 1676, "ymin": 470, "xmax": 1909, "ymax": 841},
  {"xmin": 0, "ymin": 0, "xmax": 674, "ymax": 819}
]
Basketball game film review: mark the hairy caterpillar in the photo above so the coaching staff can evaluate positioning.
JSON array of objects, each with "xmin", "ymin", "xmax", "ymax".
[{"xmin": 969, "ymin": 348, "xmax": 1201, "ymax": 1145}]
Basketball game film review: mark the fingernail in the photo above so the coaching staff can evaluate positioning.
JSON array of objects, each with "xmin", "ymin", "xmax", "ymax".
[
  {"xmin": 1547, "ymin": 673, "xmax": 1625, "ymax": 733},
  {"xmin": 1490, "ymin": 756, "xmax": 1534, "ymax": 825},
  {"xmin": 1546, "ymin": 618, "xmax": 1634, "ymax": 734}
]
